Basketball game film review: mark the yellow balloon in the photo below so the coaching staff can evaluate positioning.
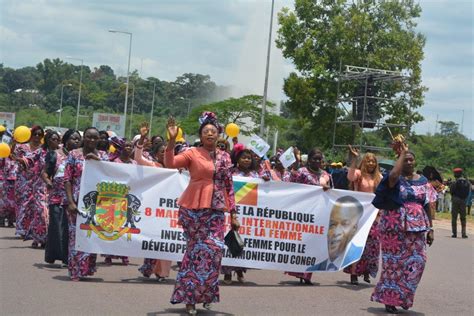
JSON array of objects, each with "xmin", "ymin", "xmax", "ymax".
[
  {"xmin": 0, "ymin": 143, "xmax": 11, "ymax": 158},
  {"xmin": 0, "ymin": 125, "xmax": 6, "ymax": 133},
  {"xmin": 14, "ymin": 126, "xmax": 32, "ymax": 143},
  {"xmin": 109, "ymin": 144, "xmax": 116, "ymax": 153},
  {"xmin": 225, "ymin": 123, "xmax": 240, "ymax": 138},
  {"xmin": 176, "ymin": 137, "xmax": 186, "ymax": 143},
  {"xmin": 166, "ymin": 127, "xmax": 183, "ymax": 140}
]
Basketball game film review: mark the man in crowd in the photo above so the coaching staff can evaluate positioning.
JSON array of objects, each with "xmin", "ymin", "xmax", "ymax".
[{"xmin": 450, "ymin": 168, "xmax": 470, "ymax": 238}]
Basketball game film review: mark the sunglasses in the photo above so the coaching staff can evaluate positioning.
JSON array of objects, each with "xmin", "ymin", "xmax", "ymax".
[
  {"xmin": 217, "ymin": 143, "xmax": 226, "ymax": 149},
  {"xmin": 33, "ymin": 132, "xmax": 44, "ymax": 137}
]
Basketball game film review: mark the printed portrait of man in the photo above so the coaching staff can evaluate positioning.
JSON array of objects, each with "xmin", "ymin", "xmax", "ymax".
[{"xmin": 306, "ymin": 195, "xmax": 364, "ymax": 272}]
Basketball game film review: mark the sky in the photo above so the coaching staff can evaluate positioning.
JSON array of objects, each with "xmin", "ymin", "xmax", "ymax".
[{"xmin": 0, "ymin": 0, "xmax": 472, "ymax": 139}]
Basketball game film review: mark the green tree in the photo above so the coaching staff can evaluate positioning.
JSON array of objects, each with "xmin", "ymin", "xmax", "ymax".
[
  {"xmin": 276, "ymin": 0, "xmax": 427, "ymax": 150},
  {"xmin": 438, "ymin": 121, "xmax": 459, "ymax": 136}
]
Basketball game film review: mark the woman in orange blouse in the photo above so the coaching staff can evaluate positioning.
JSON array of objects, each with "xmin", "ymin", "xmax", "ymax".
[
  {"xmin": 166, "ymin": 112, "xmax": 240, "ymax": 315},
  {"xmin": 343, "ymin": 145, "xmax": 382, "ymax": 285}
]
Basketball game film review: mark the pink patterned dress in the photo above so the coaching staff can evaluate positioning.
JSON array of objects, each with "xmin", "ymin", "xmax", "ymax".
[
  {"xmin": 286, "ymin": 167, "xmax": 332, "ymax": 282},
  {"xmin": 14, "ymin": 144, "xmax": 49, "ymax": 243},
  {"xmin": 64, "ymin": 149, "xmax": 109, "ymax": 280},
  {"xmin": 343, "ymin": 168, "xmax": 380, "ymax": 278},
  {"xmin": 170, "ymin": 149, "xmax": 235, "ymax": 305},
  {"xmin": 0, "ymin": 157, "xmax": 17, "ymax": 226},
  {"xmin": 371, "ymin": 175, "xmax": 437, "ymax": 310}
]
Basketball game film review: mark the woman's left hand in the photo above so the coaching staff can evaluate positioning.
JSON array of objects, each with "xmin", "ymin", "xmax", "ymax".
[
  {"xmin": 322, "ymin": 184, "xmax": 331, "ymax": 192},
  {"xmin": 427, "ymin": 230, "xmax": 434, "ymax": 246}
]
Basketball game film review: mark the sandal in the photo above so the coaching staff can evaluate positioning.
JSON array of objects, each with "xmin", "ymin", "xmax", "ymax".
[
  {"xmin": 186, "ymin": 304, "xmax": 197, "ymax": 315},
  {"xmin": 350, "ymin": 275, "xmax": 359, "ymax": 285},
  {"xmin": 385, "ymin": 305, "xmax": 398, "ymax": 314},
  {"xmin": 203, "ymin": 303, "xmax": 212, "ymax": 310},
  {"xmin": 236, "ymin": 270, "xmax": 245, "ymax": 283},
  {"xmin": 299, "ymin": 278, "xmax": 313, "ymax": 285},
  {"xmin": 223, "ymin": 273, "xmax": 232, "ymax": 285},
  {"xmin": 363, "ymin": 273, "xmax": 370, "ymax": 283}
]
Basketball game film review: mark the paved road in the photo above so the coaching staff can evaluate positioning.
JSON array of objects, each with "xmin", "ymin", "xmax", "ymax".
[{"xmin": 0, "ymin": 224, "xmax": 472, "ymax": 316}]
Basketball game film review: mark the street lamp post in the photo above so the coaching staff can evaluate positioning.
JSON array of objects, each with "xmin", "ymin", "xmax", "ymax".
[
  {"xmin": 129, "ymin": 83, "xmax": 135, "ymax": 138},
  {"xmin": 260, "ymin": 0, "xmax": 275, "ymax": 138},
  {"xmin": 66, "ymin": 57, "xmax": 84, "ymax": 130},
  {"xmin": 59, "ymin": 83, "xmax": 73, "ymax": 128},
  {"xmin": 179, "ymin": 97, "xmax": 191, "ymax": 116},
  {"xmin": 109, "ymin": 29, "xmax": 133, "ymax": 130},
  {"xmin": 150, "ymin": 81, "xmax": 156, "ymax": 133}
]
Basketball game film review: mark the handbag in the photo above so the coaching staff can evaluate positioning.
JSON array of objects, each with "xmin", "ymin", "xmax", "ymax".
[{"xmin": 224, "ymin": 229, "xmax": 244, "ymax": 257}]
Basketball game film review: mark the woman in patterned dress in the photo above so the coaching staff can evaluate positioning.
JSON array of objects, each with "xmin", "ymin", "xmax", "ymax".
[
  {"xmin": 135, "ymin": 126, "xmax": 171, "ymax": 282},
  {"xmin": 13, "ymin": 126, "xmax": 49, "ymax": 247},
  {"xmin": 286, "ymin": 148, "xmax": 332, "ymax": 285},
  {"xmin": 64, "ymin": 127, "xmax": 109, "ymax": 281},
  {"xmin": 166, "ymin": 113, "xmax": 239, "ymax": 315},
  {"xmin": 221, "ymin": 148, "xmax": 258, "ymax": 285},
  {"xmin": 371, "ymin": 143, "xmax": 435, "ymax": 314},
  {"xmin": 343, "ymin": 146, "xmax": 382, "ymax": 285},
  {"xmin": 43, "ymin": 129, "xmax": 81, "ymax": 265},
  {"xmin": 0, "ymin": 153, "xmax": 17, "ymax": 228},
  {"xmin": 269, "ymin": 150, "xmax": 291, "ymax": 182}
]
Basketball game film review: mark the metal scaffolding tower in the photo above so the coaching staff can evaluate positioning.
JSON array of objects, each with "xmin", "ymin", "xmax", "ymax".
[{"xmin": 332, "ymin": 65, "xmax": 409, "ymax": 152}]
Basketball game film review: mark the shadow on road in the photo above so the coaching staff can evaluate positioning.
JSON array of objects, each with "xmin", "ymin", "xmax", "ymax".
[
  {"xmin": 0, "ymin": 235, "xmax": 22, "ymax": 240},
  {"xmin": 365, "ymin": 307, "xmax": 425, "ymax": 315},
  {"xmin": 0, "ymin": 245, "xmax": 34, "ymax": 250},
  {"xmin": 52, "ymin": 275, "xmax": 104, "ymax": 282},
  {"xmin": 278, "ymin": 280, "xmax": 321, "ymax": 286},
  {"xmin": 147, "ymin": 307, "xmax": 234, "ymax": 315},
  {"xmin": 51, "ymin": 275, "xmax": 177, "ymax": 285},
  {"xmin": 33, "ymin": 263, "xmax": 64, "ymax": 271}
]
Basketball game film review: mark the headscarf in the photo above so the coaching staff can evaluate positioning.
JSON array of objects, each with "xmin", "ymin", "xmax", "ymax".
[
  {"xmin": 198, "ymin": 111, "xmax": 222, "ymax": 134},
  {"xmin": 109, "ymin": 136, "xmax": 126, "ymax": 161}
]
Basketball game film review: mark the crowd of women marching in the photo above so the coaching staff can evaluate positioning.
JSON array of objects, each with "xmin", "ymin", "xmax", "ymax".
[{"xmin": 0, "ymin": 113, "xmax": 438, "ymax": 314}]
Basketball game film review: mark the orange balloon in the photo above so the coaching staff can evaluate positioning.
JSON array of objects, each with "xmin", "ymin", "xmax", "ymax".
[
  {"xmin": 225, "ymin": 123, "xmax": 240, "ymax": 138},
  {"xmin": 14, "ymin": 126, "xmax": 31, "ymax": 143},
  {"xmin": 0, "ymin": 143, "xmax": 11, "ymax": 158}
]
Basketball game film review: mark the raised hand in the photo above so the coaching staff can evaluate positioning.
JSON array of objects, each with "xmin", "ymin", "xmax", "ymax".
[
  {"xmin": 140, "ymin": 122, "xmax": 149, "ymax": 138},
  {"xmin": 348, "ymin": 144, "xmax": 359, "ymax": 157},
  {"xmin": 167, "ymin": 116, "xmax": 179, "ymax": 141}
]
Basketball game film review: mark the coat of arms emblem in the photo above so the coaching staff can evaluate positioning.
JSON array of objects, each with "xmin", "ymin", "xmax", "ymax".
[{"xmin": 79, "ymin": 181, "xmax": 141, "ymax": 241}]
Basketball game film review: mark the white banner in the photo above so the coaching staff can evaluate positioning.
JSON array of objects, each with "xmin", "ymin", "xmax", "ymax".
[
  {"xmin": 92, "ymin": 113, "xmax": 125, "ymax": 137},
  {"xmin": 76, "ymin": 161, "xmax": 377, "ymax": 272},
  {"xmin": 0, "ymin": 112, "xmax": 15, "ymax": 130}
]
